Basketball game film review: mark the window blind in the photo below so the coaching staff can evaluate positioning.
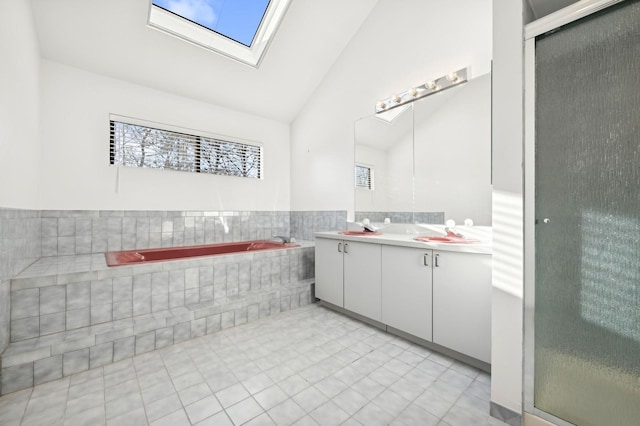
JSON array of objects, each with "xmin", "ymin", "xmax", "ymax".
[
  {"xmin": 355, "ymin": 164, "xmax": 373, "ymax": 189},
  {"xmin": 110, "ymin": 120, "xmax": 262, "ymax": 179}
]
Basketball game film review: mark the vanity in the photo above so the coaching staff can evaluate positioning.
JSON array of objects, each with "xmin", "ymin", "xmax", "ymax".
[
  {"xmin": 330, "ymin": 68, "xmax": 493, "ymax": 369},
  {"xmin": 314, "ymin": 227, "xmax": 491, "ymax": 369}
]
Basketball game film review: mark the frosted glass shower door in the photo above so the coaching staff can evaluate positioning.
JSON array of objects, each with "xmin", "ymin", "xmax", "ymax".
[{"xmin": 532, "ymin": 1, "xmax": 640, "ymax": 425}]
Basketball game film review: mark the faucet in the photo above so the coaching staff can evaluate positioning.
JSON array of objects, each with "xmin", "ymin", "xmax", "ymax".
[
  {"xmin": 273, "ymin": 235, "xmax": 293, "ymax": 243},
  {"xmin": 444, "ymin": 227, "xmax": 464, "ymax": 238},
  {"xmin": 361, "ymin": 218, "xmax": 377, "ymax": 233}
]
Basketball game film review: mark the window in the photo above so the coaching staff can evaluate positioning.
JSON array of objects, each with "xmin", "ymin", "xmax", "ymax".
[
  {"xmin": 355, "ymin": 165, "xmax": 373, "ymax": 190},
  {"xmin": 148, "ymin": 0, "xmax": 291, "ymax": 68},
  {"xmin": 152, "ymin": 0, "xmax": 270, "ymax": 47},
  {"xmin": 110, "ymin": 119, "xmax": 262, "ymax": 179}
]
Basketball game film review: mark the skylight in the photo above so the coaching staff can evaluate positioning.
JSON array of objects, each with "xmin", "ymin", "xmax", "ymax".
[{"xmin": 148, "ymin": 0, "xmax": 290, "ymax": 68}]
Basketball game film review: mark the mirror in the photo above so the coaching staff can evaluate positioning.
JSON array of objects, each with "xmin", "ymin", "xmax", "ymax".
[
  {"xmin": 354, "ymin": 104, "xmax": 414, "ymax": 223},
  {"xmin": 354, "ymin": 72, "xmax": 492, "ymax": 225}
]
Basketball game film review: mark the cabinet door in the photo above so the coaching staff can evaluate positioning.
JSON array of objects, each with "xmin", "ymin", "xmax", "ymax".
[
  {"xmin": 315, "ymin": 238, "xmax": 344, "ymax": 307},
  {"xmin": 381, "ymin": 245, "xmax": 433, "ymax": 341},
  {"xmin": 344, "ymin": 241, "xmax": 382, "ymax": 321},
  {"xmin": 432, "ymin": 251, "xmax": 491, "ymax": 363}
]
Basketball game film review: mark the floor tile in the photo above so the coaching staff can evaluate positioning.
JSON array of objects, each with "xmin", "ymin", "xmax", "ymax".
[
  {"xmin": 0, "ymin": 305, "xmax": 498, "ymax": 426},
  {"xmin": 178, "ymin": 382, "xmax": 212, "ymax": 406},
  {"xmin": 150, "ymin": 408, "xmax": 190, "ymax": 426},
  {"xmin": 352, "ymin": 401, "xmax": 395, "ymax": 426},
  {"xmin": 267, "ymin": 398, "xmax": 306, "ymax": 425},
  {"xmin": 226, "ymin": 396, "xmax": 264, "ymax": 425},
  {"xmin": 145, "ymin": 393, "xmax": 183, "ymax": 422},
  {"xmin": 216, "ymin": 382, "xmax": 251, "ymax": 408},
  {"xmin": 391, "ymin": 404, "xmax": 440, "ymax": 426},
  {"xmin": 185, "ymin": 395, "xmax": 223, "ymax": 424},
  {"xmin": 254, "ymin": 384, "xmax": 289, "ymax": 411},
  {"xmin": 331, "ymin": 388, "xmax": 368, "ymax": 415},
  {"xmin": 309, "ymin": 400, "xmax": 349, "ymax": 426},
  {"xmin": 292, "ymin": 386, "xmax": 328, "ymax": 413}
]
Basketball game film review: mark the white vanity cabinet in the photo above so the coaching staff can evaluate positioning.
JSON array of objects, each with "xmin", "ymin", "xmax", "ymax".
[
  {"xmin": 381, "ymin": 245, "xmax": 433, "ymax": 341},
  {"xmin": 315, "ymin": 231, "xmax": 492, "ymax": 365},
  {"xmin": 432, "ymin": 250, "xmax": 492, "ymax": 363},
  {"xmin": 315, "ymin": 237, "xmax": 382, "ymax": 321},
  {"xmin": 315, "ymin": 238, "xmax": 345, "ymax": 307}
]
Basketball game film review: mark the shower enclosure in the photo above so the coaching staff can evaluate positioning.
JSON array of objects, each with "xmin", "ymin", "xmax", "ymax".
[{"xmin": 523, "ymin": 0, "xmax": 640, "ymax": 425}]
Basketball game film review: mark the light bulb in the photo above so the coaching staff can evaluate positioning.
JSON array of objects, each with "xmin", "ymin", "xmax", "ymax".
[
  {"xmin": 464, "ymin": 218, "xmax": 474, "ymax": 227},
  {"xmin": 445, "ymin": 219, "xmax": 456, "ymax": 228},
  {"xmin": 408, "ymin": 87, "xmax": 418, "ymax": 97},
  {"xmin": 376, "ymin": 101, "xmax": 386, "ymax": 110},
  {"xmin": 446, "ymin": 72, "xmax": 458, "ymax": 82},
  {"xmin": 392, "ymin": 94, "xmax": 402, "ymax": 103},
  {"xmin": 426, "ymin": 81, "xmax": 438, "ymax": 91}
]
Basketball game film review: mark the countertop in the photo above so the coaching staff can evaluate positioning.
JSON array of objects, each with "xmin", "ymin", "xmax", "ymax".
[{"xmin": 315, "ymin": 225, "xmax": 492, "ymax": 255}]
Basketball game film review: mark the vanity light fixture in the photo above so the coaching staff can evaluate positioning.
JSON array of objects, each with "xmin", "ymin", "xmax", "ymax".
[{"xmin": 375, "ymin": 67, "xmax": 468, "ymax": 114}]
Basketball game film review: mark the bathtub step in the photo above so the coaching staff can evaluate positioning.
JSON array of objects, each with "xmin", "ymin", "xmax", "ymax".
[{"xmin": 0, "ymin": 279, "xmax": 315, "ymax": 395}]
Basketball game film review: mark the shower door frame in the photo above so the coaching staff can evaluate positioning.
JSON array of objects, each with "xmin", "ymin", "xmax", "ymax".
[{"xmin": 522, "ymin": 0, "xmax": 626, "ymax": 424}]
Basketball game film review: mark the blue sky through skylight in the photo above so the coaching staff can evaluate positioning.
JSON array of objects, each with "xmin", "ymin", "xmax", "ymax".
[{"xmin": 152, "ymin": 0, "xmax": 270, "ymax": 47}]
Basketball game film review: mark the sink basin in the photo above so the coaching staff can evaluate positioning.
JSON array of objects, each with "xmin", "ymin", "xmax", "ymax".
[
  {"xmin": 339, "ymin": 230, "xmax": 382, "ymax": 236},
  {"xmin": 415, "ymin": 235, "xmax": 480, "ymax": 244}
]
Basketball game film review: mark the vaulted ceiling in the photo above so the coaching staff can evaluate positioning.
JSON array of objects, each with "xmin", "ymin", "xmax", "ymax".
[
  {"xmin": 29, "ymin": 0, "xmax": 379, "ymax": 123},
  {"xmin": 29, "ymin": 0, "xmax": 581, "ymax": 124}
]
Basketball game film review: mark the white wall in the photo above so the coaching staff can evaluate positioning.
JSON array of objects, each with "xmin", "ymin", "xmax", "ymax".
[
  {"xmin": 491, "ymin": 0, "xmax": 525, "ymax": 416},
  {"xmin": 0, "ymin": 0, "xmax": 41, "ymax": 209},
  {"xmin": 38, "ymin": 60, "xmax": 291, "ymax": 211},
  {"xmin": 290, "ymin": 0, "xmax": 492, "ymax": 218}
]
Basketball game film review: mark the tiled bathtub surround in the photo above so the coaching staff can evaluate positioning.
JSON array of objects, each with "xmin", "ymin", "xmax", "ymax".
[
  {"xmin": 39, "ymin": 210, "xmax": 347, "ymax": 256},
  {"xmin": 0, "ymin": 208, "xmax": 43, "ymax": 354},
  {"xmin": 41, "ymin": 210, "xmax": 294, "ymax": 257},
  {"xmin": 0, "ymin": 208, "xmax": 345, "ymax": 394},
  {"xmin": 2, "ymin": 243, "xmax": 315, "ymax": 394}
]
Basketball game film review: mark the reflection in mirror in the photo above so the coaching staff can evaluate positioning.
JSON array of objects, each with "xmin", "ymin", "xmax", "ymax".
[
  {"xmin": 354, "ymin": 104, "xmax": 417, "ymax": 224},
  {"xmin": 414, "ymin": 73, "xmax": 492, "ymax": 225},
  {"xmin": 354, "ymin": 72, "xmax": 491, "ymax": 226}
]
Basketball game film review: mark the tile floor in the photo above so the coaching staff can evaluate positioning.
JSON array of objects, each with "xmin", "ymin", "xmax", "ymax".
[{"xmin": 0, "ymin": 304, "xmax": 508, "ymax": 426}]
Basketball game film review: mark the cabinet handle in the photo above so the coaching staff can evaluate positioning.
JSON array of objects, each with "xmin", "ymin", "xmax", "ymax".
[
  {"xmin": 338, "ymin": 242, "xmax": 342, "ymax": 253},
  {"xmin": 423, "ymin": 254, "xmax": 429, "ymax": 266},
  {"xmin": 435, "ymin": 253, "xmax": 440, "ymax": 267},
  {"xmin": 344, "ymin": 243, "xmax": 349, "ymax": 254}
]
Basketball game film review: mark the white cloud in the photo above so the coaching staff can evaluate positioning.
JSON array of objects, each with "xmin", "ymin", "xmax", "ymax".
[{"xmin": 167, "ymin": 0, "xmax": 218, "ymax": 28}]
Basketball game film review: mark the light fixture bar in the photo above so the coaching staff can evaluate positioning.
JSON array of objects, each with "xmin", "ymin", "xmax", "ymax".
[{"xmin": 375, "ymin": 67, "xmax": 468, "ymax": 114}]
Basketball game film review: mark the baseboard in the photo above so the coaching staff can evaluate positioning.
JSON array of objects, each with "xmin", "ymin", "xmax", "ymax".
[{"xmin": 491, "ymin": 401, "xmax": 523, "ymax": 426}]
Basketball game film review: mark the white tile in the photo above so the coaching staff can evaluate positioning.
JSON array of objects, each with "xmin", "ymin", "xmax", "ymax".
[
  {"xmin": 292, "ymin": 386, "xmax": 327, "ymax": 413},
  {"xmin": 151, "ymin": 408, "xmax": 191, "ymax": 426},
  {"xmin": 242, "ymin": 372, "xmax": 275, "ymax": 395},
  {"xmin": 215, "ymin": 383, "xmax": 250, "ymax": 408},
  {"xmin": 226, "ymin": 396, "xmax": 264, "ymax": 425},
  {"xmin": 254, "ymin": 384, "xmax": 289, "ymax": 410},
  {"xmin": 185, "ymin": 395, "xmax": 223, "ymax": 424},
  {"xmin": 309, "ymin": 400, "xmax": 349, "ymax": 426},
  {"xmin": 267, "ymin": 399, "xmax": 306, "ymax": 425}
]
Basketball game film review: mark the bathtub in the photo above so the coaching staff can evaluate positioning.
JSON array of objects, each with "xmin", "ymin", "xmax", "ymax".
[{"xmin": 105, "ymin": 240, "xmax": 298, "ymax": 266}]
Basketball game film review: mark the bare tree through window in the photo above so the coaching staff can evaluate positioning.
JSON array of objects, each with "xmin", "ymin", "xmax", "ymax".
[{"xmin": 110, "ymin": 121, "xmax": 261, "ymax": 178}]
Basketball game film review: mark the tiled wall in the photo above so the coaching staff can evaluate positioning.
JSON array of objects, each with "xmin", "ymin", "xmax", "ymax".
[
  {"xmin": 354, "ymin": 211, "xmax": 445, "ymax": 224},
  {"xmin": 39, "ymin": 210, "xmax": 347, "ymax": 256},
  {"xmin": 290, "ymin": 211, "xmax": 348, "ymax": 241},
  {"xmin": 0, "ymin": 208, "xmax": 42, "ymax": 353},
  {"xmin": 40, "ymin": 210, "xmax": 292, "ymax": 257}
]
